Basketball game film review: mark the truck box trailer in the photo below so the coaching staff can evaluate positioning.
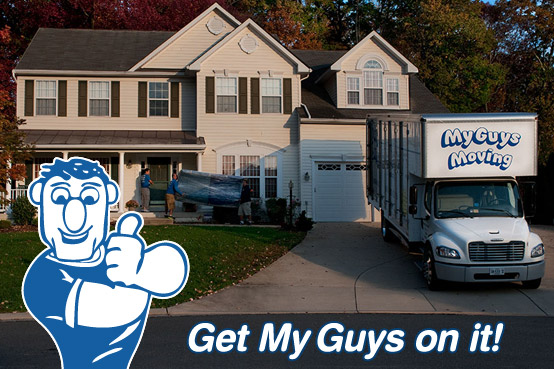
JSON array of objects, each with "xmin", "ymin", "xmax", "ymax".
[{"xmin": 366, "ymin": 113, "xmax": 545, "ymax": 290}]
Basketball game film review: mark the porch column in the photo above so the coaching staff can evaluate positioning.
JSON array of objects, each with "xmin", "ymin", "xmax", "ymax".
[
  {"xmin": 5, "ymin": 160, "xmax": 11, "ymax": 203},
  {"xmin": 62, "ymin": 151, "xmax": 69, "ymax": 160},
  {"xmin": 118, "ymin": 152, "xmax": 125, "ymax": 212},
  {"xmin": 196, "ymin": 152, "xmax": 203, "ymax": 172}
]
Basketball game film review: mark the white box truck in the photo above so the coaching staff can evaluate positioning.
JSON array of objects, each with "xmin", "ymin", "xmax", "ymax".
[{"xmin": 366, "ymin": 113, "xmax": 545, "ymax": 290}]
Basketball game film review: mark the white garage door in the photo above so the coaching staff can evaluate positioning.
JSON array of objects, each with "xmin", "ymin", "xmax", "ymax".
[{"xmin": 313, "ymin": 162, "xmax": 371, "ymax": 222}]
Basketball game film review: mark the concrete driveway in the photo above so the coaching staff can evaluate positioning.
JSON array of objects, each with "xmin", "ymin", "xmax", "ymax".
[{"xmin": 169, "ymin": 222, "xmax": 554, "ymax": 316}]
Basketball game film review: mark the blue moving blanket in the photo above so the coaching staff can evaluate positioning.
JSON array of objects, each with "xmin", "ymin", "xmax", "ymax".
[{"xmin": 177, "ymin": 170, "xmax": 243, "ymax": 207}]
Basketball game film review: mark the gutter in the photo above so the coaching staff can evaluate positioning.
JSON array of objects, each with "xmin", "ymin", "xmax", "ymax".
[
  {"xmin": 30, "ymin": 144, "xmax": 206, "ymax": 151},
  {"xmin": 13, "ymin": 69, "xmax": 188, "ymax": 77},
  {"xmin": 300, "ymin": 118, "xmax": 367, "ymax": 125}
]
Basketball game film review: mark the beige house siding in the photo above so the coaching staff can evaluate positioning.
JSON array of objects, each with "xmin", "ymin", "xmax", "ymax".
[
  {"xmin": 299, "ymin": 124, "xmax": 366, "ymax": 218},
  {"xmin": 17, "ymin": 77, "xmax": 196, "ymax": 131},
  {"xmin": 335, "ymin": 37, "xmax": 410, "ymax": 110},
  {"xmin": 143, "ymin": 9, "xmax": 236, "ymax": 69}
]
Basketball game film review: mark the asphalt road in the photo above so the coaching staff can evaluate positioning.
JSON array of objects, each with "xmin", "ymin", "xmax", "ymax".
[{"xmin": 1, "ymin": 313, "xmax": 553, "ymax": 369}]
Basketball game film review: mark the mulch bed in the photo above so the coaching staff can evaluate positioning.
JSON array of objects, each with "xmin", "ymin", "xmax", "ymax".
[{"xmin": 0, "ymin": 225, "xmax": 38, "ymax": 233}]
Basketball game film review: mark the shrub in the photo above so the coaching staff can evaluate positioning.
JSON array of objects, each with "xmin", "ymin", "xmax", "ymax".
[
  {"xmin": 265, "ymin": 198, "xmax": 287, "ymax": 224},
  {"xmin": 295, "ymin": 211, "xmax": 314, "ymax": 231},
  {"xmin": 11, "ymin": 196, "xmax": 37, "ymax": 225},
  {"xmin": 0, "ymin": 220, "xmax": 12, "ymax": 229}
]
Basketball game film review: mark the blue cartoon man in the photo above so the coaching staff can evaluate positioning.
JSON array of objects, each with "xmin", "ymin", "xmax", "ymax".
[{"xmin": 22, "ymin": 157, "xmax": 189, "ymax": 368}]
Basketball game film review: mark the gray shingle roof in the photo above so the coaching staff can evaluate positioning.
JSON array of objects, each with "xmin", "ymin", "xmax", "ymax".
[
  {"xmin": 16, "ymin": 28, "xmax": 175, "ymax": 71},
  {"xmin": 23, "ymin": 130, "xmax": 204, "ymax": 146},
  {"xmin": 290, "ymin": 49, "xmax": 449, "ymax": 119}
]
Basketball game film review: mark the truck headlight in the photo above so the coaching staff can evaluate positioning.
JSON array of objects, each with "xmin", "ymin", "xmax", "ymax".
[
  {"xmin": 436, "ymin": 246, "xmax": 460, "ymax": 259},
  {"xmin": 531, "ymin": 244, "xmax": 545, "ymax": 258}
]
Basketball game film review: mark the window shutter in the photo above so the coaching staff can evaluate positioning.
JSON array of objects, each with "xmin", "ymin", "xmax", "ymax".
[
  {"xmin": 283, "ymin": 78, "xmax": 292, "ymax": 114},
  {"xmin": 205, "ymin": 77, "xmax": 215, "ymax": 114},
  {"xmin": 251, "ymin": 78, "xmax": 260, "ymax": 114},
  {"xmin": 111, "ymin": 81, "xmax": 120, "ymax": 117},
  {"xmin": 24, "ymin": 80, "xmax": 34, "ymax": 116},
  {"xmin": 78, "ymin": 81, "xmax": 87, "ymax": 117},
  {"xmin": 138, "ymin": 82, "xmax": 147, "ymax": 117},
  {"xmin": 239, "ymin": 77, "xmax": 247, "ymax": 114},
  {"xmin": 57, "ymin": 80, "xmax": 67, "ymax": 116},
  {"xmin": 171, "ymin": 82, "xmax": 179, "ymax": 118}
]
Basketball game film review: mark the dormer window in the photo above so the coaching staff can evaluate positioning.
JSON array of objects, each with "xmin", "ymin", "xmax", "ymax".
[
  {"xmin": 363, "ymin": 60, "xmax": 383, "ymax": 105},
  {"xmin": 346, "ymin": 57, "xmax": 400, "ymax": 108}
]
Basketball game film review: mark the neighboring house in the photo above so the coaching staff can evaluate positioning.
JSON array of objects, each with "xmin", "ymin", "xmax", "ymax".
[{"xmin": 8, "ymin": 3, "xmax": 447, "ymax": 222}]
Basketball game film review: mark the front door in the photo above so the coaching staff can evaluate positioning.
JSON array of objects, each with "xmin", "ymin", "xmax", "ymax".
[{"xmin": 147, "ymin": 157, "xmax": 171, "ymax": 205}]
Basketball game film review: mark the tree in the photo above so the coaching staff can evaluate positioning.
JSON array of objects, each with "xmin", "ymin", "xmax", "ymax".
[{"xmin": 484, "ymin": 0, "xmax": 554, "ymax": 165}]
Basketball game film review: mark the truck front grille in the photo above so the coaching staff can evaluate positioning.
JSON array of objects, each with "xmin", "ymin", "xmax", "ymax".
[{"xmin": 468, "ymin": 241, "xmax": 525, "ymax": 262}]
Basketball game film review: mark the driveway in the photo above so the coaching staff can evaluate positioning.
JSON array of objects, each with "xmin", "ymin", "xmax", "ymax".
[{"xmin": 169, "ymin": 222, "xmax": 554, "ymax": 316}]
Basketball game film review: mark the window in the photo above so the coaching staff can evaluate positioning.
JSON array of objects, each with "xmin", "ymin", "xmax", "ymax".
[
  {"xmin": 89, "ymin": 82, "xmax": 110, "ymax": 116},
  {"xmin": 216, "ymin": 77, "xmax": 237, "ymax": 113},
  {"xmin": 261, "ymin": 78, "xmax": 282, "ymax": 113},
  {"xmin": 34, "ymin": 158, "xmax": 54, "ymax": 179},
  {"xmin": 222, "ymin": 155, "xmax": 235, "ymax": 175},
  {"xmin": 347, "ymin": 77, "xmax": 360, "ymax": 105},
  {"xmin": 36, "ymin": 81, "xmax": 56, "ymax": 115},
  {"xmin": 363, "ymin": 70, "xmax": 383, "ymax": 105},
  {"xmin": 149, "ymin": 82, "xmax": 169, "ymax": 116},
  {"xmin": 387, "ymin": 79, "xmax": 399, "ymax": 106},
  {"xmin": 264, "ymin": 156, "xmax": 278, "ymax": 198},
  {"xmin": 240, "ymin": 156, "xmax": 260, "ymax": 198}
]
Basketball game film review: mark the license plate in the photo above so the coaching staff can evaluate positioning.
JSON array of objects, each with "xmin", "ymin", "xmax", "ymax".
[{"xmin": 489, "ymin": 268, "xmax": 505, "ymax": 276}]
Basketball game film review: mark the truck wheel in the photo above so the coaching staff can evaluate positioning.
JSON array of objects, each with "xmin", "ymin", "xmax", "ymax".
[
  {"xmin": 521, "ymin": 278, "xmax": 541, "ymax": 289},
  {"xmin": 423, "ymin": 246, "xmax": 443, "ymax": 291},
  {"xmin": 381, "ymin": 214, "xmax": 395, "ymax": 242}
]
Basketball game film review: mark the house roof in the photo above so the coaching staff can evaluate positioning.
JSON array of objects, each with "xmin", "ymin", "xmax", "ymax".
[
  {"xmin": 291, "ymin": 49, "xmax": 449, "ymax": 119},
  {"xmin": 16, "ymin": 28, "xmax": 175, "ymax": 72},
  {"xmin": 23, "ymin": 130, "xmax": 205, "ymax": 148}
]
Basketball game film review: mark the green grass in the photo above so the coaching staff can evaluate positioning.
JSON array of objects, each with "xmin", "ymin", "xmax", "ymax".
[{"xmin": 0, "ymin": 226, "xmax": 305, "ymax": 313}]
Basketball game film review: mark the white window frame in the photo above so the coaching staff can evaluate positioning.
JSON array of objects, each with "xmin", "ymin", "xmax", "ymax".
[
  {"xmin": 216, "ymin": 76, "xmax": 238, "ymax": 114},
  {"xmin": 217, "ymin": 142, "xmax": 283, "ymax": 199},
  {"xmin": 346, "ymin": 76, "xmax": 360, "ymax": 105},
  {"xmin": 89, "ymin": 81, "xmax": 111, "ymax": 117},
  {"xmin": 386, "ymin": 78, "xmax": 400, "ymax": 106},
  {"xmin": 362, "ymin": 64, "xmax": 384, "ymax": 107},
  {"xmin": 35, "ymin": 80, "xmax": 57, "ymax": 116},
  {"xmin": 148, "ymin": 81, "xmax": 170, "ymax": 117},
  {"xmin": 261, "ymin": 77, "xmax": 283, "ymax": 114}
]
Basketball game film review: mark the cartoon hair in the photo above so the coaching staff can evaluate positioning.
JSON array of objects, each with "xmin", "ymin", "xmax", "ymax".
[{"xmin": 38, "ymin": 157, "xmax": 111, "ymax": 184}]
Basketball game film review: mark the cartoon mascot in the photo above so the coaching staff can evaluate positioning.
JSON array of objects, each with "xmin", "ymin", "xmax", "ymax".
[{"xmin": 22, "ymin": 157, "xmax": 189, "ymax": 368}]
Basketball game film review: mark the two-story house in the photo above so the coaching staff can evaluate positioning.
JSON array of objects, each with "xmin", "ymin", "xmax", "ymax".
[{"xmin": 10, "ymin": 3, "xmax": 447, "ymax": 222}]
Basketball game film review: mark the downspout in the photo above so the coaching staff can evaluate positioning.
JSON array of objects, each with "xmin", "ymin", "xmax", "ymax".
[{"xmin": 299, "ymin": 73, "xmax": 311, "ymax": 118}]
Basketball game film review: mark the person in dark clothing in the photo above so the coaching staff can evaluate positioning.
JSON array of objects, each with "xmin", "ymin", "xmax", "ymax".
[
  {"xmin": 238, "ymin": 179, "xmax": 253, "ymax": 225},
  {"xmin": 140, "ymin": 168, "xmax": 153, "ymax": 211},
  {"xmin": 165, "ymin": 172, "xmax": 182, "ymax": 218}
]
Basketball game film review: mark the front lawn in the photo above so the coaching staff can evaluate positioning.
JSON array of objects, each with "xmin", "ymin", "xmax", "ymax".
[{"xmin": 0, "ymin": 226, "xmax": 305, "ymax": 313}]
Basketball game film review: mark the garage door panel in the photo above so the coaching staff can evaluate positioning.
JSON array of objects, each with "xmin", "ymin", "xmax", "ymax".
[{"xmin": 314, "ymin": 162, "xmax": 370, "ymax": 222}]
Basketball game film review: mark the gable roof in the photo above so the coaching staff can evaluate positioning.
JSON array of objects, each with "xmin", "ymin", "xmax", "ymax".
[
  {"xmin": 16, "ymin": 28, "xmax": 174, "ymax": 72},
  {"xmin": 129, "ymin": 3, "xmax": 241, "ymax": 71},
  {"xmin": 188, "ymin": 19, "xmax": 310, "ymax": 74},
  {"xmin": 291, "ymin": 49, "xmax": 448, "ymax": 119},
  {"xmin": 330, "ymin": 31, "xmax": 418, "ymax": 74}
]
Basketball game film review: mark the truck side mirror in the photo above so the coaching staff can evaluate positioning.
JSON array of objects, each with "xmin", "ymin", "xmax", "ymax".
[
  {"xmin": 519, "ymin": 181, "xmax": 536, "ymax": 218},
  {"xmin": 409, "ymin": 186, "xmax": 418, "ymax": 215}
]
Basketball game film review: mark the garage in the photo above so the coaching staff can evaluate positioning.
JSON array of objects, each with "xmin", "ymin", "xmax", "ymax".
[{"xmin": 313, "ymin": 162, "xmax": 372, "ymax": 222}]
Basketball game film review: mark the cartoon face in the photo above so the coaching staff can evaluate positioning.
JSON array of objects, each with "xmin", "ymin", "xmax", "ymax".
[{"xmin": 29, "ymin": 158, "xmax": 119, "ymax": 261}]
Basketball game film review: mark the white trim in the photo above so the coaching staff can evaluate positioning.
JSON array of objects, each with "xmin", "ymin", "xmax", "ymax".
[
  {"xmin": 215, "ymin": 76, "xmax": 238, "ymax": 114},
  {"xmin": 88, "ymin": 81, "xmax": 111, "ymax": 117},
  {"xmin": 129, "ymin": 3, "xmax": 241, "ymax": 71},
  {"xmin": 355, "ymin": 54, "xmax": 389, "ymax": 71},
  {"xmin": 188, "ymin": 19, "xmax": 310, "ymax": 74},
  {"xmin": 214, "ymin": 140, "xmax": 285, "ymax": 153},
  {"xmin": 15, "ymin": 70, "xmax": 187, "ymax": 77},
  {"xmin": 31, "ymin": 144, "xmax": 205, "ymax": 151},
  {"xmin": 147, "ymin": 81, "xmax": 170, "ymax": 117},
  {"xmin": 330, "ymin": 31, "xmax": 418, "ymax": 74},
  {"xmin": 260, "ymin": 77, "xmax": 283, "ymax": 114}
]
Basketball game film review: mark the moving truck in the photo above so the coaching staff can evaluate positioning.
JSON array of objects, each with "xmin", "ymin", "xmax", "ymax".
[{"xmin": 366, "ymin": 113, "xmax": 545, "ymax": 290}]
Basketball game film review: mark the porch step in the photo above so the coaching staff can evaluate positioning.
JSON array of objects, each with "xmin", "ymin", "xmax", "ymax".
[
  {"xmin": 143, "ymin": 217, "xmax": 174, "ymax": 225},
  {"xmin": 111, "ymin": 211, "xmax": 203, "ymax": 224}
]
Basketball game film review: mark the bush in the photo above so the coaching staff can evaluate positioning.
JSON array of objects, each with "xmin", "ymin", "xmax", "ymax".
[
  {"xmin": 11, "ymin": 196, "xmax": 37, "ymax": 225},
  {"xmin": 0, "ymin": 220, "xmax": 12, "ymax": 229},
  {"xmin": 295, "ymin": 211, "xmax": 314, "ymax": 231},
  {"xmin": 265, "ymin": 198, "xmax": 287, "ymax": 224}
]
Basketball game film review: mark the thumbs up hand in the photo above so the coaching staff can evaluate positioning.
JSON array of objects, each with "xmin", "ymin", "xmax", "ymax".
[{"xmin": 105, "ymin": 212, "xmax": 145, "ymax": 286}]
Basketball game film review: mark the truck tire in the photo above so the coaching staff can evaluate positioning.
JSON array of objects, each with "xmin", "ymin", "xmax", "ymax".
[
  {"xmin": 521, "ymin": 278, "xmax": 541, "ymax": 289},
  {"xmin": 381, "ymin": 213, "xmax": 395, "ymax": 242},
  {"xmin": 423, "ymin": 245, "xmax": 443, "ymax": 291}
]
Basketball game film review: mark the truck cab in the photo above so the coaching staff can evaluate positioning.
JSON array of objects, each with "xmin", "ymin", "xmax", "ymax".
[{"xmin": 415, "ymin": 179, "xmax": 545, "ymax": 290}]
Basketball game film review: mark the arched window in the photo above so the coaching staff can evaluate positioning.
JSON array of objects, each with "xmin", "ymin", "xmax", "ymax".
[{"xmin": 362, "ymin": 59, "xmax": 383, "ymax": 105}]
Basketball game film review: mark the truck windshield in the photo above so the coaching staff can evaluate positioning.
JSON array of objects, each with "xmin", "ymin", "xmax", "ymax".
[{"xmin": 435, "ymin": 181, "xmax": 523, "ymax": 219}]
